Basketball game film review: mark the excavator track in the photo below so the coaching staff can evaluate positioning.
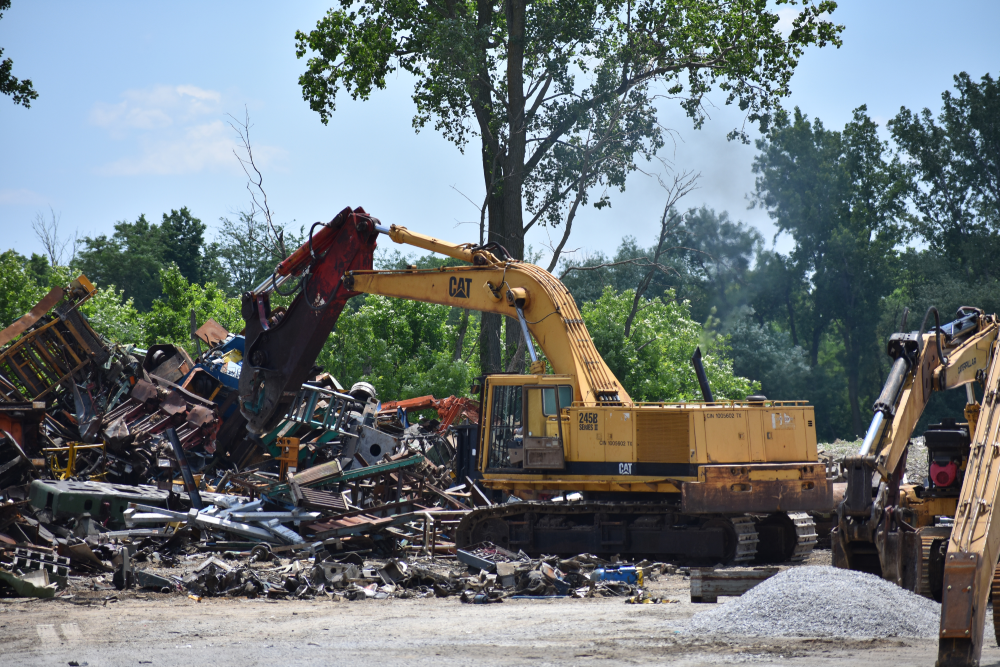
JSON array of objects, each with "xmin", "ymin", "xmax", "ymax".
[
  {"xmin": 752, "ymin": 512, "xmax": 818, "ymax": 563},
  {"xmin": 918, "ymin": 531, "xmax": 937, "ymax": 598},
  {"xmin": 788, "ymin": 513, "xmax": 819, "ymax": 562},
  {"xmin": 731, "ymin": 516, "xmax": 760, "ymax": 563},
  {"xmin": 991, "ymin": 562, "xmax": 1000, "ymax": 646},
  {"xmin": 455, "ymin": 501, "xmax": 760, "ymax": 565}
]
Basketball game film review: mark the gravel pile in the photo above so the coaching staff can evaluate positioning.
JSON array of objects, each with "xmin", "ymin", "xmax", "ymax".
[{"xmin": 685, "ymin": 566, "xmax": 940, "ymax": 638}]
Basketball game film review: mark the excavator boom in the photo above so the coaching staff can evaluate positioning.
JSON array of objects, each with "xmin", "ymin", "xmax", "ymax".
[
  {"xmin": 938, "ymin": 335, "xmax": 1000, "ymax": 665},
  {"xmin": 345, "ymin": 262, "xmax": 628, "ymax": 405}
]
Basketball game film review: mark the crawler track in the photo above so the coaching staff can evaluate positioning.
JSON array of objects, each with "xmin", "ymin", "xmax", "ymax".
[{"xmin": 456, "ymin": 501, "xmax": 762, "ymax": 565}]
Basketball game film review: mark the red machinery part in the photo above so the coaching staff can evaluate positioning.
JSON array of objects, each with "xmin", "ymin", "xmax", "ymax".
[
  {"xmin": 379, "ymin": 395, "xmax": 480, "ymax": 432},
  {"xmin": 931, "ymin": 460, "xmax": 958, "ymax": 488}
]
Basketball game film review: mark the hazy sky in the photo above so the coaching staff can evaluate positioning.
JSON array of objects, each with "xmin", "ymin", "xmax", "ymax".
[{"xmin": 1, "ymin": 2, "xmax": 997, "ymax": 267}]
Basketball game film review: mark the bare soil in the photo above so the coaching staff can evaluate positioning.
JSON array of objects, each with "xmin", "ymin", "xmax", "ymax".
[{"xmin": 4, "ymin": 550, "xmax": 1000, "ymax": 667}]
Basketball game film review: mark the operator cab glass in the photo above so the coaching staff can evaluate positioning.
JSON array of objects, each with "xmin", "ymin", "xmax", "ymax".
[
  {"xmin": 486, "ymin": 384, "xmax": 522, "ymax": 470},
  {"xmin": 542, "ymin": 386, "xmax": 573, "ymax": 416}
]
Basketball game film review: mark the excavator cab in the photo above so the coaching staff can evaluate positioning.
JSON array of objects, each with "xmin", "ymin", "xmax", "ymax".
[{"xmin": 482, "ymin": 377, "xmax": 572, "ymax": 471}]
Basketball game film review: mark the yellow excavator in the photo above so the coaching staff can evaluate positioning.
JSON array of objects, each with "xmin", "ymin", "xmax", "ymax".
[
  {"xmin": 832, "ymin": 306, "xmax": 1000, "ymax": 665},
  {"xmin": 239, "ymin": 206, "xmax": 831, "ymax": 565}
]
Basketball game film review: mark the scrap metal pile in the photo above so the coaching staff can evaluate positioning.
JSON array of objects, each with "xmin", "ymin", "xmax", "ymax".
[{"xmin": 0, "ymin": 276, "xmax": 491, "ymax": 599}]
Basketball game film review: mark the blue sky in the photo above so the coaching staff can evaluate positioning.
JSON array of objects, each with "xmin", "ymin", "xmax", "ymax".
[{"xmin": 1, "ymin": 2, "xmax": 998, "ymax": 267}]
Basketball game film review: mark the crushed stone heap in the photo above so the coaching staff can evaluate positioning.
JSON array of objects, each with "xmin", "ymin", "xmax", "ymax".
[{"xmin": 685, "ymin": 565, "xmax": 941, "ymax": 638}]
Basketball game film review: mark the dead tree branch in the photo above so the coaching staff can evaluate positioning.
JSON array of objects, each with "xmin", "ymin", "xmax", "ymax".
[
  {"xmin": 227, "ymin": 107, "xmax": 288, "ymax": 259},
  {"xmin": 625, "ymin": 171, "xmax": 700, "ymax": 337},
  {"xmin": 31, "ymin": 206, "xmax": 77, "ymax": 266}
]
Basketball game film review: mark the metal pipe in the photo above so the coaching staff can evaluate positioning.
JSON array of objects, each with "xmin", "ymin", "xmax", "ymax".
[
  {"xmin": 166, "ymin": 427, "xmax": 203, "ymax": 510},
  {"xmin": 514, "ymin": 304, "xmax": 539, "ymax": 363},
  {"xmin": 691, "ymin": 347, "xmax": 714, "ymax": 403},
  {"xmin": 858, "ymin": 410, "xmax": 885, "ymax": 457},
  {"xmin": 873, "ymin": 355, "xmax": 911, "ymax": 414},
  {"xmin": 375, "ymin": 224, "xmax": 476, "ymax": 264},
  {"xmin": 251, "ymin": 272, "xmax": 295, "ymax": 296}
]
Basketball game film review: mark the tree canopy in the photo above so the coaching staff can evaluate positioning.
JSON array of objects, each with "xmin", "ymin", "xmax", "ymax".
[
  {"xmin": 295, "ymin": 0, "xmax": 843, "ymax": 374},
  {"xmin": 0, "ymin": 1, "xmax": 37, "ymax": 108}
]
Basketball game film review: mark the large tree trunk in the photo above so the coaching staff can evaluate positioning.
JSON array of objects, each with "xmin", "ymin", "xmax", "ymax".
[
  {"xmin": 479, "ymin": 188, "xmax": 506, "ymax": 375},
  {"xmin": 478, "ymin": 0, "xmax": 528, "ymax": 375}
]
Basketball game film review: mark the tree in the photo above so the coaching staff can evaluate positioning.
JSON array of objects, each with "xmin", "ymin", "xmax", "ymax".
[
  {"xmin": 160, "ymin": 207, "xmax": 209, "ymax": 285},
  {"xmin": 752, "ymin": 107, "xmax": 909, "ymax": 436},
  {"xmin": 889, "ymin": 72, "xmax": 1000, "ymax": 281},
  {"xmin": 317, "ymin": 294, "xmax": 479, "ymax": 400},
  {"xmin": 582, "ymin": 286, "xmax": 757, "ymax": 402},
  {"xmin": 142, "ymin": 265, "xmax": 242, "ymax": 351},
  {"xmin": 31, "ymin": 207, "xmax": 76, "ymax": 267},
  {"xmin": 674, "ymin": 206, "xmax": 763, "ymax": 327},
  {"xmin": 0, "ymin": 250, "xmax": 45, "ymax": 328},
  {"xmin": 295, "ymin": 0, "xmax": 844, "ymax": 374},
  {"xmin": 0, "ymin": 1, "xmax": 37, "ymax": 108},
  {"xmin": 79, "ymin": 285, "xmax": 147, "ymax": 347},
  {"xmin": 215, "ymin": 211, "xmax": 297, "ymax": 296},
  {"xmin": 77, "ymin": 215, "xmax": 166, "ymax": 311},
  {"xmin": 77, "ymin": 208, "xmax": 222, "ymax": 311}
]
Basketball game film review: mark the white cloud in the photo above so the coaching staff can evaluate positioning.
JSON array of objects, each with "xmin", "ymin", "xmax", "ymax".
[
  {"xmin": 99, "ymin": 120, "xmax": 236, "ymax": 176},
  {"xmin": 89, "ymin": 84, "xmax": 223, "ymax": 130},
  {"xmin": 0, "ymin": 188, "xmax": 48, "ymax": 206},
  {"xmin": 90, "ymin": 85, "xmax": 282, "ymax": 176},
  {"xmin": 775, "ymin": 8, "xmax": 799, "ymax": 35}
]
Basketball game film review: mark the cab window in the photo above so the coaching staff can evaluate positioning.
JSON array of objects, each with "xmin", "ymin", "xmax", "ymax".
[
  {"xmin": 486, "ymin": 384, "xmax": 522, "ymax": 469},
  {"xmin": 541, "ymin": 386, "xmax": 573, "ymax": 415}
]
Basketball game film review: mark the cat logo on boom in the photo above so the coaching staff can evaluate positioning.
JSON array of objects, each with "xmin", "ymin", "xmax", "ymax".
[{"xmin": 449, "ymin": 277, "xmax": 473, "ymax": 299}]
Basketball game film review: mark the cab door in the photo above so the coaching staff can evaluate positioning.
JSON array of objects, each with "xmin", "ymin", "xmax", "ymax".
[{"xmin": 522, "ymin": 385, "xmax": 567, "ymax": 469}]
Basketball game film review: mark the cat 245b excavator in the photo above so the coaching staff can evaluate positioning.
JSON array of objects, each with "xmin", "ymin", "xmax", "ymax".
[
  {"xmin": 238, "ymin": 206, "xmax": 832, "ymax": 565},
  {"xmin": 833, "ymin": 305, "xmax": 1000, "ymax": 666}
]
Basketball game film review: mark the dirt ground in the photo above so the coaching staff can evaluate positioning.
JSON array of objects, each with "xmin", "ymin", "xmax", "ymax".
[{"xmin": 5, "ymin": 550, "xmax": 1000, "ymax": 667}]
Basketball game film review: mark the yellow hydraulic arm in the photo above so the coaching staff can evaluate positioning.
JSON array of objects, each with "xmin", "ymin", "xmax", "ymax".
[
  {"xmin": 344, "ymin": 224, "xmax": 629, "ymax": 406},
  {"xmin": 938, "ymin": 329, "xmax": 1000, "ymax": 666},
  {"xmin": 865, "ymin": 317, "xmax": 996, "ymax": 482}
]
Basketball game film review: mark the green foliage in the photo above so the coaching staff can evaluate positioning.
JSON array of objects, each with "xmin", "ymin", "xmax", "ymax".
[
  {"xmin": 160, "ymin": 207, "xmax": 212, "ymax": 286},
  {"xmin": 0, "ymin": 1, "xmax": 37, "ymax": 108},
  {"xmin": 752, "ymin": 106, "xmax": 910, "ymax": 435},
  {"xmin": 0, "ymin": 250, "xmax": 45, "ymax": 328},
  {"xmin": 562, "ymin": 207, "xmax": 763, "ymax": 326},
  {"xmin": 297, "ymin": 0, "xmax": 842, "ymax": 374},
  {"xmin": 889, "ymin": 72, "xmax": 1000, "ymax": 280},
  {"xmin": 215, "ymin": 212, "xmax": 303, "ymax": 296},
  {"xmin": 142, "ymin": 265, "xmax": 241, "ymax": 352},
  {"xmin": 582, "ymin": 286, "xmax": 757, "ymax": 402},
  {"xmin": 77, "ymin": 214, "xmax": 169, "ymax": 311},
  {"xmin": 79, "ymin": 285, "xmax": 146, "ymax": 347},
  {"xmin": 77, "ymin": 208, "xmax": 226, "ymax": 311},
  {"xmin": 317, "ymin": 295, "xmax": 479, "ymax": 400}
]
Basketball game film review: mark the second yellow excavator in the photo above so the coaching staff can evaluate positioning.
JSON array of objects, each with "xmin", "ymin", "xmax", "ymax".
[{"xmin": 238, "ymin": 206, "xmax": 832, "ymax": 565}]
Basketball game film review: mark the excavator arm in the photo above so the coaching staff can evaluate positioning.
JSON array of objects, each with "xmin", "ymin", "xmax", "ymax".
[
  {"xmin": 938, "ymin": 330, "xmax": 1000, "ymax": 665},
  {"xmin": 869, "ymin": 311, "xmax": 995, "ymax": 482},
  {"xmin": 239, "ymin": 210, "xmax": 629, "ymax": 435},
  {"xmin": 239, "ymin": 207, "xmax": 379, "ymax": 434},
  {"xmin": 837, "ymin": 309, "xmax": 997, "ymax": 586},
  {"xmin": 344, "ymin": 227, "xmax": 628, "ymax": 406}
]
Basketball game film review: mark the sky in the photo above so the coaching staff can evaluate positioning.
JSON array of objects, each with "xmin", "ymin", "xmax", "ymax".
[{"xmin": 1, "ymin": 1, "xmax": 998, "ymax": 268}]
